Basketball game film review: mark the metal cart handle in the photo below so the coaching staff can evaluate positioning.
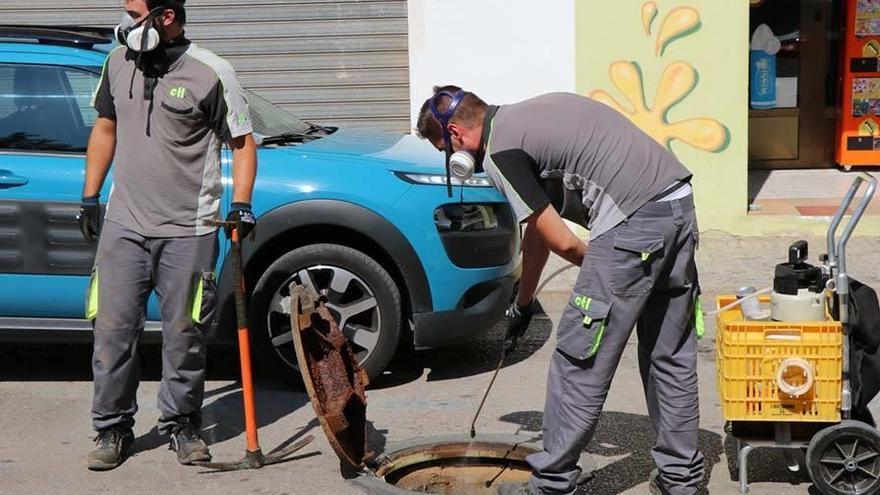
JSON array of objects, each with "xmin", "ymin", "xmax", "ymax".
[
  {"xmin": 826, "ymin": 172, "xmax": 877, "ymax": 278},
  {"xmin": 825, "ymin": 173, "xmax": 877, "ymax": 419}
]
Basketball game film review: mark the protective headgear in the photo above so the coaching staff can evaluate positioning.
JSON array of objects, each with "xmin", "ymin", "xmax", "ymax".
[
  {"xmin": 426, "ymin": 89, "xmax": 477, "ymax": 197},
  {"xmin": 114, "ymin": 7, "xmax": 165, "ymax": 53}
]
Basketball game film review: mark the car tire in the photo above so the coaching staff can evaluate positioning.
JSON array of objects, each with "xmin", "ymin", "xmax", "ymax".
[{"xmin": 250, "ymin": 243, "xmax": 402, "ymax": 384}]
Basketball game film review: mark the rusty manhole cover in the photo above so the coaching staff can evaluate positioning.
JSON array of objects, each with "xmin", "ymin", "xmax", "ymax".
[{"xmin": 289, "ymin": 282, "xmax": 370, "ymax": 469}]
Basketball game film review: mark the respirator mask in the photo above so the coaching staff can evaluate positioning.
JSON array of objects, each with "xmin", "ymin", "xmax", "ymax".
[
  {"xmin": 427, "ymin": 90, "xmax": 480, "ymax": 197},
  {"xmin": 115, "ymin": 7, "xmax": 165, "ymax": 53},
  {"xmin": 448, "ymin": 150, "xmax": 476, "ymax": 182}
]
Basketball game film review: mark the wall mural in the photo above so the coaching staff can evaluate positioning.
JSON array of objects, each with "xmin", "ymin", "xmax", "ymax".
[{"xmin": 588, "ymin": 2, "xmax": 730, "ymax": 155}]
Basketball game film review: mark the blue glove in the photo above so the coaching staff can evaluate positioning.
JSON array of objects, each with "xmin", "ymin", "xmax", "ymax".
[{"xmin": 226, "ymin": 202, "xmax": 256, "ymax": 241}]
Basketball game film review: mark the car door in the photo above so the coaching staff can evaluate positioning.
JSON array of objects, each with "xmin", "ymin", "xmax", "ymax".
[{"xmin": 0, "ymin": 62, "xmax": 107, "ymax": 320}]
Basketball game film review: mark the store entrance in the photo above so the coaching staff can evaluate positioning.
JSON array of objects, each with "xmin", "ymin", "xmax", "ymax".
[{"xmin": 748, "ymin": 0, "xmax": 842, "ymax": 169}]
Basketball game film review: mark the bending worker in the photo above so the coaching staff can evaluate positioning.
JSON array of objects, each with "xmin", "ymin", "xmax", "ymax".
[
  {"xmin": 416, "ymin": 86, "xmax": 704, "ymax": 495},
  {"xmin": 78, "ymin": 0, "xmax": 257, "ymax": 471}
]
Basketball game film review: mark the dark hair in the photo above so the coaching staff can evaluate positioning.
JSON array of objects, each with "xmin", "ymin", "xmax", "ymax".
[
  {"xmin": 416, "ymin": 85, "xmax": 487, "ymax": 144},
  {"xmin": 148, "ymin": 0, "xmax": 187, "ymax": 25}
]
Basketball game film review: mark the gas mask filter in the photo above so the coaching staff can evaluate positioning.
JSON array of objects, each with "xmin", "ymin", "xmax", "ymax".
[
  {"xmin": 426, "ymin": 90, "xmax": 480, "ymax": 197},
  {"xmin": 448, "ymin": 151, "xmax": 476, "ymax": 182},
  {"xmin": 115, "ymin": 7, "xmax": 164, "ymax": 53}
]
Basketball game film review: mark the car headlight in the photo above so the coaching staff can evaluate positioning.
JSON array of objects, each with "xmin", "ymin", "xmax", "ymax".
[
  {"xmin": 434, "ymin": 204, "xmax": 499, "ymax": 232},
  {"xmin": 394, "ymin": 172, "xmax": 493, "ymax": 188}
]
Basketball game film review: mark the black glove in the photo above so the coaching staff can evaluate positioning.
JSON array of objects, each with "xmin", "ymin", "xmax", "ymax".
[
  {"xmin": 504, "ymin": 301, "xmax": 534, "ymax": 353},
  {"xmin": 77, "ymin": 194, "xmax": 102, "ymax": 244},
  {"xmin": 226, "ymin": 202, "xmax": 257, "ymax": 241}
]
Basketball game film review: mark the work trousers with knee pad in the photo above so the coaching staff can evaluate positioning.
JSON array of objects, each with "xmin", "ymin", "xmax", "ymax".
[
  {"xmin": 527, "ymin": 196, "xmax": 704, "ymax": 495},
  {"xmin": 90, "ymin": 220, "xmax": 218, "ymax": 435}
]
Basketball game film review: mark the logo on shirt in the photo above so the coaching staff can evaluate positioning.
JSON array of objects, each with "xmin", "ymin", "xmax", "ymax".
[{"xmin": 169, "ymin": 86, "xmax": 188, "ymax": 99}]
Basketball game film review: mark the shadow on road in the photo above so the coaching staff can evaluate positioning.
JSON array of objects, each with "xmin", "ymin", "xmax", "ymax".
[
  {"xmin": 1, "ymin": 304, "xmax": 554, "ymax": 391},
  {"xmin": 127, "ymin": 381, "xmax": 315, "ymax": 457},
  {"xmin": 201, "ymin": 382, "xmax": 313, "ymax": 447},
  {"xmin": 0, "ymin": 343, "xmax": 241, "ymax": 381},
  {"xmin": 722, "ymin": 435, "xmax": 812, "ymax": 492},
  {"xmin": 369, "ymin": 310, "xmax": 553, "ymax": 390},
  {"xmin": 0, "ymin": 343, "xmax": 317, "ymax": 459},
  {"xmin": 499, "ymin": 410, "xmax": 724, "ymax": 495}
]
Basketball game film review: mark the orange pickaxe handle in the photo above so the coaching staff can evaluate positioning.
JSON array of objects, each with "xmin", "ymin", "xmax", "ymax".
[{"xmin": 230, "ymin": 227, "xmax": 260, "ymax": 453}]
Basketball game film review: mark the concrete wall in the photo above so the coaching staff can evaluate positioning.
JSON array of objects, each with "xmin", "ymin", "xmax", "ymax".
[
  {"xmin": 577, "ymin": 0, "xmax": 749, "ymax": 234},
  {"xmin": 407, "ymin": 0, "xmax": 575, "ymax": 129}
]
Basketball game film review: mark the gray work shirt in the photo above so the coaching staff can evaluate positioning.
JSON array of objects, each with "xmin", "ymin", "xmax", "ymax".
[
  {"xmin": 92, "ymin": 39, "xmax": 252, "ymax": 237},
  {"xmin": 480, "ymin": 93, "xmax": 692, "ymax": 239}
]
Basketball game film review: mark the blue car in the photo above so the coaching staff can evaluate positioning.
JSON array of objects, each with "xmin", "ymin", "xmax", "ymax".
[{"xmin": 0, "ymin": 26, "xmax": 519, "ymax": 380}]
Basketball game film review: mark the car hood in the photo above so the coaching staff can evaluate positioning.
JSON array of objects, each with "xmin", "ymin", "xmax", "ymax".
[{"xmin": 272, "ymin": 127, "xmax": 447, "ymax": 173}]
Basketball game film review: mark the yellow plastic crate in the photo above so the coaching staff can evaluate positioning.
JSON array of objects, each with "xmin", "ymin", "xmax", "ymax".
[{"xmin": 715, "ymin": 295, "xmax": 842, "ymax": 422}]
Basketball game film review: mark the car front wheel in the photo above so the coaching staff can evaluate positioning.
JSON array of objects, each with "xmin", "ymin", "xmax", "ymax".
[{"xmin": 251, "ymin": 243, "xmax": 402, "ymax": 383}]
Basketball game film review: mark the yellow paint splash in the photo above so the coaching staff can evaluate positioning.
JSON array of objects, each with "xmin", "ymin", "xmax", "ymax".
[
  {"xmin": 655, "ymin": 6, "xmax": 700, "ymax": 56},
  {"xmin": 641, "ymin": 2, "xmax": 658, "ymax": 36},
  {"xmin": 589, "ymin": 61, "xmax": 727, "ymax": 153}
]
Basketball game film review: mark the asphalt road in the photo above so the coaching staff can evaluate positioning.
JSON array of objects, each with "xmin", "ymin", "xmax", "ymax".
[{"xmin": 2, "ymin": 233, "xmax": 879, "ymax": 495}]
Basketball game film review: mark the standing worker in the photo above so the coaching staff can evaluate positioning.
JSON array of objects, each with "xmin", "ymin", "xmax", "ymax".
[
  {"xmin": 416, "ymin": 86, "xmax": 704, "ymax": 495},
  {"xmin": 78, "ymin": 0, "xmax": 257, "ymax": 471}
]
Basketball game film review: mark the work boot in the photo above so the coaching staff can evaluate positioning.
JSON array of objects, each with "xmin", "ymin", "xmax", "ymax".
[
  {"xmin": 169, "ymin": 417, "xmax": 211, "ymax": 465},
  {"xmin": 87, "ymin": 425, "xmax": 134, "ymax": 471}
]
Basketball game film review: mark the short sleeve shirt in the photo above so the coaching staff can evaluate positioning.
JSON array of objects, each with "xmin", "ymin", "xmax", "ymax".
[
  {"xmin": 92, "ymin": 41, "xmax": 253, "ymax": 237},
  {"xmin": 481, "ymin": 93, "xmax": 692, "ymax": 239}
]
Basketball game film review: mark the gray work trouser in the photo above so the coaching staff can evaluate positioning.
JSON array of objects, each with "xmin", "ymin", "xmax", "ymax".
[
  {"xmin": 90, "ymin": 220, "xmax": 218, "ymax": 435},
  {"xmin": 528, "ymin": 196, "xmax": 704, "ymax": 495}
]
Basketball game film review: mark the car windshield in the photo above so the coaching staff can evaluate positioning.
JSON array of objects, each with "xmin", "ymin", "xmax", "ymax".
[{"xmin": 246, "ymin": 90, "xmax": 328, "ymax": 145}]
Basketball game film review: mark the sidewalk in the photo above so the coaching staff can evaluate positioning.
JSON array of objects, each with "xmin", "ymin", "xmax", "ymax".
[
  {"xmin": 539, "ymin": 231, "xmax": 880, "ymax": 307},
  {"xmin": 748, "ymin": 169, "xmax": 880, "ymax": 217}
]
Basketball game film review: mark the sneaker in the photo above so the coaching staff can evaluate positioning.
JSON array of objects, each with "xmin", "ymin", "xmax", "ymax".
[
  {"xmin": 87, "ymin": 425, "xmax": 134, "ymax": 471},
  {"xmin": 648, "ymin": 469, "xmax": 703, "ymax": 495},
  {"xmin": 649, "ymin": 469, "xmax": 671, "ymax": 495},
  {"xmin": 169, "ymin": 418, "xmax": 211, "ymax": 465}
]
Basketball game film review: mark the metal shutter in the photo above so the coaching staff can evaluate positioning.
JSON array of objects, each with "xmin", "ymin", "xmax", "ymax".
[{"xmin": 0, "ymin": 0, "xmax": 411, "ymax": 132}]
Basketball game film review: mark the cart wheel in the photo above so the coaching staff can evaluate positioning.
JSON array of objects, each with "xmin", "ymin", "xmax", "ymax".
[{"xmin": 807, "ymin": 421, "xmax": 880, "ymax": 495}]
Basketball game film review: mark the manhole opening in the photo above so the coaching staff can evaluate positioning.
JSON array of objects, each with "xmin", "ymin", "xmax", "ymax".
[{"xmin": 376, "ymin": 442, "xmax": 535, "ymax": 495}]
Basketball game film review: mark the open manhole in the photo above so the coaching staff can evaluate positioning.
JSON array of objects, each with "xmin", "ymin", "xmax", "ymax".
[
  {"xmin": 361, "ymin": 435, "xmax": 538, "ymax": 494},
  {"xmin": 289, "ymin": 283, "xmax": 593, "ymax": 494}
]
